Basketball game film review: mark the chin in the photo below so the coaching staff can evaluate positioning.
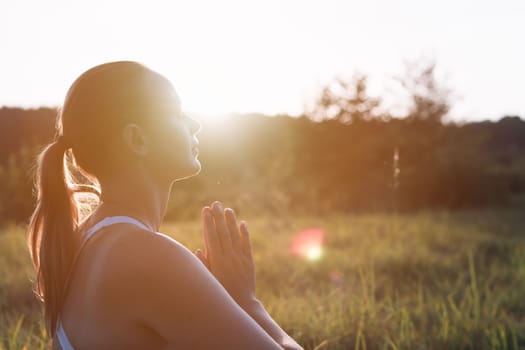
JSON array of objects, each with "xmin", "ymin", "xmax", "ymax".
[
  {"xmin": 190, "ymin": 160, "xmax": 202, "ymax": 176},
  {"xmin": 174, "ymin": 160, "xmax": 201, "ymax": 181}
]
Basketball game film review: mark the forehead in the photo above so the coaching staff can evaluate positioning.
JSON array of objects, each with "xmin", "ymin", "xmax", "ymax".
[{"xmin": 143, "ymin": 72, "xmax": 182, "ymax": 116}]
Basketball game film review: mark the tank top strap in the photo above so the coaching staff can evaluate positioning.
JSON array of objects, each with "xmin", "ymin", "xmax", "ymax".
[
  {"xmin": 57, "ymin": 216, "xmax": 153, "ymax": 349},
  {"xmin": 56, "ymin": 320, "xmax": 75, "ymax": 350},
  {"xmin": 83, "ymin": 215, "xmax": 152, "ymax": 242}
]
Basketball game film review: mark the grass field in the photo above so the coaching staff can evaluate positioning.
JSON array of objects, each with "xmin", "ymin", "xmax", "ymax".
[{"xmin": 1, "ymin": 209, "xmax": 524, "ymax": 349}]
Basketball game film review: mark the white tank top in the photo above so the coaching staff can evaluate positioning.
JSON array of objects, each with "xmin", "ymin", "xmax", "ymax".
[{"xmin": 56, "ymin": 216, "xmax": 151, "ymax": 350}]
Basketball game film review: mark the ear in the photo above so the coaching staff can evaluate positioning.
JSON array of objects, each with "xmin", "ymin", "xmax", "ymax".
[{"xmin": 121, "ymin": 123, "xmax": 149, "ymax": 156}]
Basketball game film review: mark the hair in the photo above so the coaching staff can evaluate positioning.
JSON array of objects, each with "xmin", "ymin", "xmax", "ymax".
[{"xmin": 27, "ymin": 61, "xmax": 163, "ymax": 335}]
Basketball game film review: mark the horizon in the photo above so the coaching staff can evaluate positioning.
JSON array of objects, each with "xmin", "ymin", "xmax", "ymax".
[
  {"xmin": 2, "ymin": 0, "xmax": 524, "ymax": 122},
  {"xmin": 2, "ymin": 105, "xmax": 523, "ymax": 125}
]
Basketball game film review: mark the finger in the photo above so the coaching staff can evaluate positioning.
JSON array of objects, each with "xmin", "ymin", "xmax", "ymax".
[
  {"xmin": 195, "ymin": 249, "xmax": 209, "ymax": 269},
  {"xmin": 225, "ymin": 208, "xmax": 241, "ymax": 252},
  {"xmin": 240, "ymin": 221, "xmax": 253, "ymax": 263},
  {"xmin": 211, "ymin": 201, "xmax": 231, "ymax": 253},
  {"xmin": 201, "ymin": 207, "xmax": 211, "ymax": 253},
  {"xmin": 202, "ymin": 206, "xmax": 221, "ymax": 259}
]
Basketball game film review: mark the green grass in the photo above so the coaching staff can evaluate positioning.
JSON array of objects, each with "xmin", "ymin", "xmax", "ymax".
[{"xmin": 1, "ymin": 209, "xmax": 525, "ymax": 349}]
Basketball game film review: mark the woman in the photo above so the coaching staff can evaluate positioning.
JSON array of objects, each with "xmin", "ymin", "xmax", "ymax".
[{"xmin": 28, "ymin": 61, "xmax": 302, "ymax": 349}]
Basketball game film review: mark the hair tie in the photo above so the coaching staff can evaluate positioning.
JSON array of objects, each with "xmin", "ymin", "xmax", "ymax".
[{"xmin": 56, "ymin": 135, "xmax": 72, "ymax": 149}]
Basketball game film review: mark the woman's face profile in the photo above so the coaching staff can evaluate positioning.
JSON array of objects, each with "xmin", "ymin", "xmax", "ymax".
[{"xmin": 143, "ymin": 73, "xmax": 202, "ymax": 183}]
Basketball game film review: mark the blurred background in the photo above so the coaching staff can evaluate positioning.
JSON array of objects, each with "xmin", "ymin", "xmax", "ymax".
[
  {"xmin": 1, "ymin": 1, "xmax": 525, "ymax": 349},
  {"xmin": 2, "ymin": 96, "xmax": 525, "ymax": 224},
  {"xmin": 1, "ymin": 0, "xmax": 524, "ymax": 224}
]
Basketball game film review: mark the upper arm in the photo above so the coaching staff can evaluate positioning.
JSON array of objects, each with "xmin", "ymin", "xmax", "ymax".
[{"xmin": 106, "ymin": 230, "xmax": 282, "ymax": 350}]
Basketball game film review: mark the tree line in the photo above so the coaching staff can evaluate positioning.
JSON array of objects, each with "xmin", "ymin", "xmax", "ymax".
[
  {"xmin": 1, "ymin": 63, "xmax": 524, "ymax": 225},
  {"xmin": 1, "ymin": 107, "xmax": 524, "ymax": 225}
]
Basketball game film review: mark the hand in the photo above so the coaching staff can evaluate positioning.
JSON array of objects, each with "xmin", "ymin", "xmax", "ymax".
[{"xmin": 195, "ymin": 201, "xmax": 257, "ymax": 310}]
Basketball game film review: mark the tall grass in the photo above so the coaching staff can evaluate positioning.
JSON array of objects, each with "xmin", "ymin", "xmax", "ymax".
[{"xmin": 1, "ymin": 209, "xmax": 524, "ymax": 349}]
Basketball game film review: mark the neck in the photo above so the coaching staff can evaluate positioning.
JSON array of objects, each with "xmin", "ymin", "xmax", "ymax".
[{"xmin": 94, "ymin": 173, "xmax": 172, "ymax": 232}]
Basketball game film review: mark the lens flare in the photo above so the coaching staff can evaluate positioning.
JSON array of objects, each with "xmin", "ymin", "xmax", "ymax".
[{"xmin": 290, "ymin": 228, "xmax": 325, "ymax": 261}]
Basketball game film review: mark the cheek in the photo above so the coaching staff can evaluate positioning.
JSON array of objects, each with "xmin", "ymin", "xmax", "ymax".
[
  {"xmin": 156, "ymin": 122, "xmax": 187, "ymax": 154},
  {"xmin": 155, "ymin": 132, "xmax": 196, "ymax": 173},
  {"xmin": 170, "ymin": 130, "xmax": 192, "ymax": 156},
  {"xmin": 148, "ymin": 120, "xmax": 199, "ymax": 179}
]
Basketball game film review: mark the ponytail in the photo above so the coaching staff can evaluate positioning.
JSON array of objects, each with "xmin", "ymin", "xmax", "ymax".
[
  {"xmin": 27, "ymin": 61, "xmax": 148, "ymax": 336},
  {"xmin": 27, "ymin": 138, "xmax": 80, "ymax": 335}
]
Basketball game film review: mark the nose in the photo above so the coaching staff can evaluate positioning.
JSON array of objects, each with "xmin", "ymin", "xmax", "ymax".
[{"xmin": 186, "ymin": 114, "xmax": 201, "ymax": 135}]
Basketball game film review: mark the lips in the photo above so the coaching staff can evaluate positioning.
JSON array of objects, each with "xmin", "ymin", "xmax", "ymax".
[{"xmin": 191, "ymin": 138, "xmax": 199, "ymax": 155}]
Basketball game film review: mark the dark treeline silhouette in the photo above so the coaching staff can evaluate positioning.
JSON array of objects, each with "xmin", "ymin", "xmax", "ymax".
[
  {"xmin": 1, "ymin": 106, "xmax": 524, "ymax": 225},
  {"xmin": 1, "ymin": 61, "xmax": 524, "ymax": 224}
]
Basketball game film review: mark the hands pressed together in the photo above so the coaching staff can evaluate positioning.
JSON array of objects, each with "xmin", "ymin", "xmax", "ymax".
[
  {"xmin": 195, "ymin": 201, "xmax": 304, "ymax": 350},
  {"xmin": 195, "ymin": 201, "xmax": 257, "ymax": 311}
]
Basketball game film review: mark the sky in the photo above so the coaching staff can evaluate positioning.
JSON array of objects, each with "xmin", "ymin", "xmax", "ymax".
[{"xmin": 1, "ymin": 0, "xmax": 524, "ymax": 122}]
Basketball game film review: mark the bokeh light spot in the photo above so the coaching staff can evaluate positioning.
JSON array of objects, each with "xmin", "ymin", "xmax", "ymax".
[
  {"xmin": 306, "ymin": 245, "xmax": 323, "ymax": 261},
  {"xmin": 290, "ymin": 227, "xmax": 325, "ymax": 262}
]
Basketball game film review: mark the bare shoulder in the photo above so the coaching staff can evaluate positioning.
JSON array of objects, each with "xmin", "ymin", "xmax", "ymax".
[
  {"xmin": 97, "ymin": 224, "xmax": 199, "ymax": 291},
  {"xmin": 93, "ymin": 225, "xmax": 208, "ymax": 332},
  {"xmin": 95, "ymin": 224, "xmax": 282, "ymax": 349},
  {"xmin": 94, "ymin": 224, "xmax": 219, "ymax": 316}
]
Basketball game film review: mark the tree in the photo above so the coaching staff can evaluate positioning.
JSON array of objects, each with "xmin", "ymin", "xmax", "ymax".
[
  {"xmin": 308, "ymin": 73, "xmax": 382, "ymax": 124},
  {"xmin": 397, "ymin": 60, "xmax": 451, "ymax": 123},
  {"xmin": 0, "ymin": 146, "xmax": 37, "ymax": 225}
]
